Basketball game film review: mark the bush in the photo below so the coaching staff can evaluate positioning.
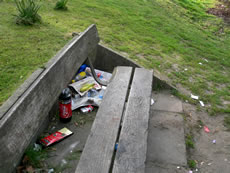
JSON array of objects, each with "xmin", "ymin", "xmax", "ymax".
[
  {"xmin": 15, "ymin": 0, "xmax": 41, "ymax": 25},
  {"xmin": 54, "ymin": 0, "xmax": 68, "ymax": 10}
]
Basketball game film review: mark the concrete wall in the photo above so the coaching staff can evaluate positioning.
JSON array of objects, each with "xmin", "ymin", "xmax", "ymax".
[{"xmin": 94, "ymin": 44, "xmax": 174, "ymax": 90}]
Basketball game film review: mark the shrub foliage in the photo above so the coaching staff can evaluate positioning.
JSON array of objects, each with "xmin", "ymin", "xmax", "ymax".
[
  {"xmin": 54, "ymin": 0, "xmax": 68, "ymax": 10},
  {"xmin": 15, "ymin": 0, "xmax": 41, "ymax": 25}
]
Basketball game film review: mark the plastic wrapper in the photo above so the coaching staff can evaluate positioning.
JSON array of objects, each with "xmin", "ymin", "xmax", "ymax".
[
  {"xmin": 40, "ymin": 128, "xmax": 73, "ymax": 147},
  {"xmin": 69, "ymin": 76, "xmax": 101, "ymax": 96},
  {"xmin": 85, "ymin": 67, "xmax": 112, "ymax": 82},
  {"xmin": 71, "ymin": 89, "xmax": 105, "ymax": 111}
]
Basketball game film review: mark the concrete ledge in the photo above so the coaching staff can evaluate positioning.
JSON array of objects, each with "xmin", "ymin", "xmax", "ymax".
[
  {"xmin": 0, "ymin": 24, "xmax": 99, "ymax": 173},
  {"xmin": 95, "ymin": 44, "xmax": 174, "ymax": 90}
]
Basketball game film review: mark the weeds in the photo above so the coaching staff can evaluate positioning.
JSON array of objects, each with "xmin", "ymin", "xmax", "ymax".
[
  {"xmin": 185, "ymin": 134, "xmax": 195, "ymax": 149},
  {"xmin": 224, "ymin": 116, "xmax": 230, "ymax": 130},
  {"xmin": 188, "ymin": 159, "xmax": 196, "ymax": 169},
  {"xmin": 54, "ymin": 0, "xmax": 68, "ymax": 10},
  {"xmin": 15, "ymin": 0, "xmax": 41, "ymax": 25},
  {"xmin": 24, "ymin": 146, "xmax": 48, "ymax": 168},
  {"xmin": 194, "ymin": 119, "xmax": 204, "ymax": 130}
]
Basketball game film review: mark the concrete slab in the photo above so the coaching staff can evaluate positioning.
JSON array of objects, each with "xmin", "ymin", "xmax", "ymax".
[
  {"xmin": 152, "ymin": 90, "xmax": 183, "ymax": 113},
  {"xmin": 44, "ymin": 109, "xmax": 97, "ymax": 173},
  {"xmin": 146, "ymin": 110, "xmax": 187, "ymax": 169},
  {"xmin": 145, "ymin": 162, "xmax": 187, "ymax": 173},
  {"xmin": 145, "ymin": 162, "xmax": 188, "ymax": 173}
]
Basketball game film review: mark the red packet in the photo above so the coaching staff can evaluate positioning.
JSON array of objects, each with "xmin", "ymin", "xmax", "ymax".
[{"xmin": 40, "ymin": 128, "xmax": 73, "ymax": 147}]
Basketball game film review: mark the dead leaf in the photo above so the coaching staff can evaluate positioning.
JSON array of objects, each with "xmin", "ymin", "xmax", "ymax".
[{"xmin": 26, "ymin": 166, "xmax": 34, "ymax": 173}]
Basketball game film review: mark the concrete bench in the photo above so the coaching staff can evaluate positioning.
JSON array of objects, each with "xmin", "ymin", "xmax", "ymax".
[{"xmin": 75, "ymin": 66, "xmax": 153, "ymax": 173}]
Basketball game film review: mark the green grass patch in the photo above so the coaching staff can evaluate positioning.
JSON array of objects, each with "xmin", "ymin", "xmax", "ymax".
[
  {"xmin": 188, "ymin": 159, "xmax": 197, "ymax": 169},
  {"xmin": 185, "ymin": 134, "xmax": 195, "ymax": 149},
  {"xmin": 0, "ymin": 0, "xmax": 229, "ymax": 115},
  {"xmin": 24, "ymin": 146, "xmax": 48, "ymax": 168},
  {"xmin": 54, "ymin": 0, "xmax": 68, "ymax": 11},
  {"xmin": 15, "ymin": 0, "xmax": 41, "ymax": 25}
]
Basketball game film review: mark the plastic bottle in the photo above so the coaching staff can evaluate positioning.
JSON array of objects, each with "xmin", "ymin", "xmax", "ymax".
[
  {"xmin": 75, "ymin": 71, "xmax": 86, "ymax": 81},
  {"xmin": 77, "ymin": 64, "xmax": 87, "ymax": 73},
  {"xmin": 59, "ymin": 88, "xmax": 72, "ymax": 123}
]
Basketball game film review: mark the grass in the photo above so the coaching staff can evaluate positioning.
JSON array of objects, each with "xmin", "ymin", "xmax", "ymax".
[
  {"xmin": 185, "ymin": 134, "xmax": 195, "ymax": 149},
  {"xmin": 24, "ymin": 146, "xmax": 48, "ymax": 168},
  {"xmin": 188, "ymin": 159, "xmax": 197, "ymax": 169},
  {"xmin": 15, "ymin": 0, "xmax": 41, "ymax": 25},
  {"xmin": 0, "ymin": 0, "xmax": 229, "ymax": 114},
  {"xmin": 54, "ymin": 0, "xmax": 68, "ymax": 11}
]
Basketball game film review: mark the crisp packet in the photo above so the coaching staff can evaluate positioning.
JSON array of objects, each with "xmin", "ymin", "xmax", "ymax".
[{"xmin": 40, "ymin": 128, "xmax": 73, "ymax": 147}]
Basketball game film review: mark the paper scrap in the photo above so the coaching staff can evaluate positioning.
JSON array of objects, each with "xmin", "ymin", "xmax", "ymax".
[
  {"xmin": 102, "ymin": 86, "xmax": 107, "ymax": 90},
  {"xmin": 199, "ymin": 101, "xmax": 205, "ymax": 107},
  {"xmin": 151, "ymin": 99, "xmax": 155, "ymax": 105},
  {"xmin": 191, "ymin": 94, "xmax": 199, "ymax": 100},
  {"xmin": 204, "ymin": 126, "xmax": 210, "ymax": 133},
  {"xmin": 199, "ymin": 62, "xmax": 203, "ymax": 65}
]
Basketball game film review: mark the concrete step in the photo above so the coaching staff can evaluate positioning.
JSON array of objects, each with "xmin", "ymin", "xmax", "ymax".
[
  {"xmin": 152, "ymin": 90, "xmax": 183, "ymax": 113},
  {"xmin": 145, "ymin": 90, "xmax": 186, "ymax": 173}
]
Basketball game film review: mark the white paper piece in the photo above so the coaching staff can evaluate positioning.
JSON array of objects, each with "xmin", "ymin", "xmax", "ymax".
[
  {"xmin": 199, "ymin": 100, "xmax": 204, "ymax": 107},
  {"xmin": 199, "ymin": 62, "xmax": 203, "ymax": 65},
  {"xmin": 71, "ymin": 89, "xmax": 105, "ymax": 111},
  {"xmin": 151, "ymin": 99, "xmax": 155, "ymax": 105},
  {"xmin": 102, "ymin": 86, "xmax": 107, "ymax": 90},
  {"xmin": 184, "ymin": 68, "xmax": 188, "ymax": 71},
  {"xmin": 191, "ymin": 94, "xmax": 199, "ymax": 100},
  {"xmin": 85, "ymin": 67, "xmax": 112, "ymax": 82}
]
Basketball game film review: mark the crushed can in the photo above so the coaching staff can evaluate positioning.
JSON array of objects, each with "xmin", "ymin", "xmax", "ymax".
[
  {"xmin": 59, "ymin": 88, "xmax": 72, "ymax": 123},
  {"xmin": 80, "ymin": 105, "xmax": 94, "ymax": 113}
]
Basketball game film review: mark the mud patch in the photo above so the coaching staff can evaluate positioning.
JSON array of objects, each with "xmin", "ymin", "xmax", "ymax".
[
  {"xmin": 207, "ymin": 0, "xmax": 230, "ymax": 23},
  {"xmin": 183, "ymin": 103, "xmax": 230, "ymax": 173}
]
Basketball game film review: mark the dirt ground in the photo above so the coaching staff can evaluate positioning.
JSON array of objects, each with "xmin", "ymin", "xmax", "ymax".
[
  {"xmin": 183, "ymin": 102, "xmax": 230, "ymax": 173},
  {"xmin": 207, "ymin": 0, "xmax": 230, "ymax": 23}
]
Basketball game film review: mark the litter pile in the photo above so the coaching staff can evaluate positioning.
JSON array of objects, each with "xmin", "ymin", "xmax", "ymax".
[
  {"xmin": 69, "ymin": 65, "xmax": 111, "ymax": 112},
  {"xmin": 43, "ymin": 64, "xmax": 112, "ymax": 145}
]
